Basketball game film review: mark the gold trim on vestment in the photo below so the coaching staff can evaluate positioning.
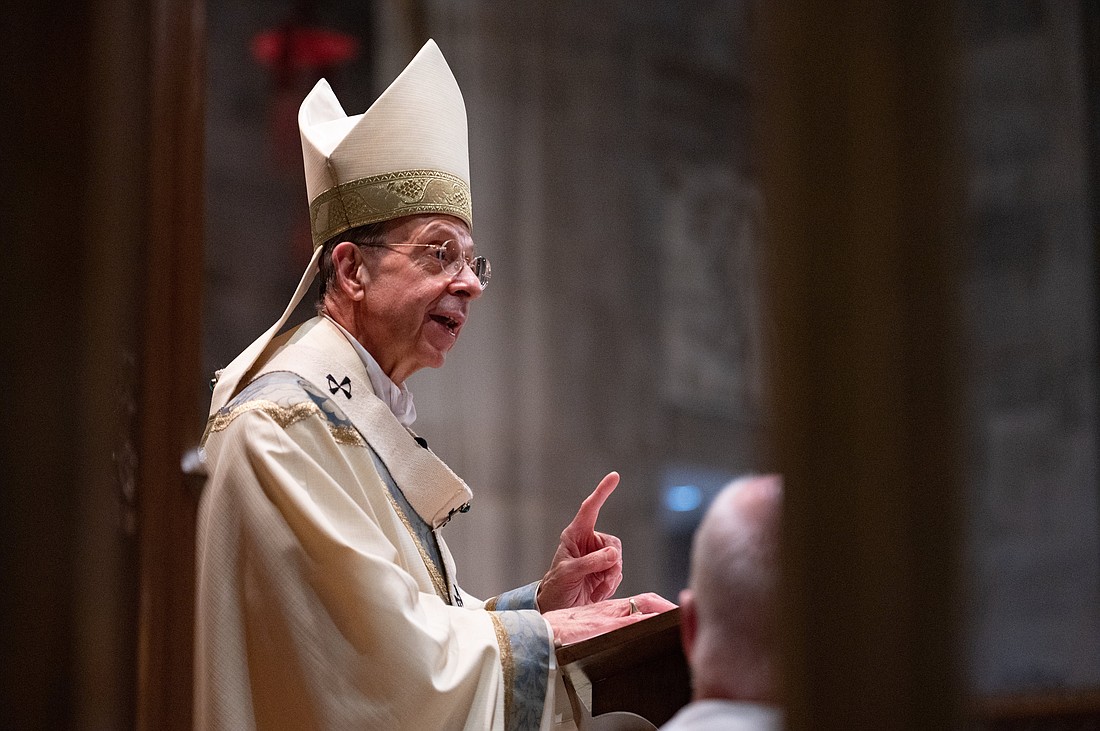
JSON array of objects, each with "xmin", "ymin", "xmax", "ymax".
[
  {"xmin": 202, "ymin": 399, "xmax": 368, "ymax": 448},
  {"xmin": 309, "ymin": 168, "xmax": 472, "ymax": 247},
  {"xmin": 483, "ymin": 596, "xmax": 498, "ymax": 611},
  {"xmin": 489, "ymin": 613, "xmax": 515, "ymax": 726},
  {"xmin": 381, "ymin": 488, "xmax": 451, "ymax": 603},
  {"xmin": 328, "ymin": 424, "xmax": 366, "ymax": 446}
]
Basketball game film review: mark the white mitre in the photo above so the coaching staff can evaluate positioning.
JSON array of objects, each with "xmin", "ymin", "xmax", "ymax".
[
  {"xmin": 301, "ymin": 40, "xmax": 472, "ymax": 246},
  {"xmin": 208, "ymin": 39, "xmax": 472, "ymax": 416}
]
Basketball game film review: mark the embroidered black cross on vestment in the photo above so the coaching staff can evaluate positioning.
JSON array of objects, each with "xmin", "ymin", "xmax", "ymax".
[{"xmin": 326, "ymin": 374, "xmax": 352, "ymax": 398}]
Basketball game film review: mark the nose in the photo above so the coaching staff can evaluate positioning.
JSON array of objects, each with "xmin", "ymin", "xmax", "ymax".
[{"xmin": 448, "ymin": 259, "xmax": 484, "ymax": 299}]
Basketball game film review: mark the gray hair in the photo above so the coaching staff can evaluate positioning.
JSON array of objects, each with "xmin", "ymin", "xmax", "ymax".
[{"xmin": 315, "ymin": 221, "xmax": 390, "ymax": 310}]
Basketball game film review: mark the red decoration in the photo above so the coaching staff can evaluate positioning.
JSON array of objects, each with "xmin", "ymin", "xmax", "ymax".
[
  {"xmin": 250, "ymin": 16, "xmax": 361, "ymax": 269},
  {"xmin": 250, "ymin": 26, "xmax": 359, "ymax": 74}
]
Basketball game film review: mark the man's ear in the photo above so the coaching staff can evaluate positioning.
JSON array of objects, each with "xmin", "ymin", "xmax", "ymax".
[
  {"xmin": 331, "ymin": 241, "xmax": 368, "ymax": 301},
  {"xmin": 678, "ymin": 588, "xmax": 696, "ymax": 664}
]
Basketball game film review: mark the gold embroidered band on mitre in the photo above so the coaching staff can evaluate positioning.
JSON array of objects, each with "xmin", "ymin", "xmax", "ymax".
[{"xmin": 309, "ymin": 169, "xmax": 473, "ymax": 247}]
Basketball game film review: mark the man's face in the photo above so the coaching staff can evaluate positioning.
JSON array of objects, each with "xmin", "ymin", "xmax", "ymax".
[{"xmin": 355, "ymin": 214, "xmax": 483, "ymax": 384}]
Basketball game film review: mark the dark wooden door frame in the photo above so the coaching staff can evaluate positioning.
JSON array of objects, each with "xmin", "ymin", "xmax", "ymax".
[{"xmin": 135, "ymin": 0, "xmax": 205, "ymax": 727}]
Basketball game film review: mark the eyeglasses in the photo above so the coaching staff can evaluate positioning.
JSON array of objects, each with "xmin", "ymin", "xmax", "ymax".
[{"xmin": 364, "ymin": 239, "xmax": 491, "ymax": 289}]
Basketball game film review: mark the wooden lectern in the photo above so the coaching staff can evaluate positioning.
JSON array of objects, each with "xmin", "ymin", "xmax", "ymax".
[{"xmin": 556, "ymin": 608, "xmax": 690, "ymax": 731}]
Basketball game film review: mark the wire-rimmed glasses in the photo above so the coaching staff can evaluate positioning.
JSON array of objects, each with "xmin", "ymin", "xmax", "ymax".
[{"xmin": 364, "ymin": 239, "xmax": 491, "ymax": 289}]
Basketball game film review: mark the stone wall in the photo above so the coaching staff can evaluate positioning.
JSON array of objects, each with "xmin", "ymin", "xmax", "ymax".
[{"xmin": 957, "ymin": 0, "xmax": 1100, "ymax": 694}]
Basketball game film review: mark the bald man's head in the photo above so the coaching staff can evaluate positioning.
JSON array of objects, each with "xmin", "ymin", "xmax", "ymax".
[{"xmin": 680, "ymin": 475, "xmax": 783, "ymax": 702}]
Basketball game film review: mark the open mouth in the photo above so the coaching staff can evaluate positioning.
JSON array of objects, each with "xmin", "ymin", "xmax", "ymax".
[{"xmin": 430, "ymin": 314, "xmax": 459, "ymax": 335}]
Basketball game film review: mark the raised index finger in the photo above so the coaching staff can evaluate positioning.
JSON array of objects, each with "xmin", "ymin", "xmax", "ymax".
[{"xmin": 571, "ymin": 471, "xmax": 620, "ymax": 534}]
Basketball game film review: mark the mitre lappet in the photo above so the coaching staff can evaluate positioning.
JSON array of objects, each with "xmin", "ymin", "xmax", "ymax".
[{"xmin": 209, "ymin": 39, "xmax": 473, "ymax": 416}]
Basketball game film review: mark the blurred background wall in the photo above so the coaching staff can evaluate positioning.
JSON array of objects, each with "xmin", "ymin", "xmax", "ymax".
[
  {"xmin": 3, "ymin": 0, "xmax": 1099, "ymax": 728},
  {"xmin": 955, "ymin": 1, "xmax": 1100, "ymax": 695}
]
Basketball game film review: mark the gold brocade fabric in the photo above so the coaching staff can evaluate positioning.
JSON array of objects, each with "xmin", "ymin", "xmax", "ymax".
[
  {"xmin": 380, "ymin": 487, "xmax": 451, "ymax": 603},
  {"xmin": 490, "ymin": 614, "xmax": 516, "ymax": 726},
  {"xmin": 202, "ymin": 399, "xmax": 366, "ymax": 448},
  {"xmin": 310, "ymin": 168, "xmax": 473, "ymax": 247}
]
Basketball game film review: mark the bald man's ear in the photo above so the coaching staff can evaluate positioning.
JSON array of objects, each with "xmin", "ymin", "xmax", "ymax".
[
  {"xmin": 678, "ymin": 588, "xmax": 696, "ymax": 665},
  {"xmin": 331, "ymin": 241, "xmax": 368, "ymax": 301}
]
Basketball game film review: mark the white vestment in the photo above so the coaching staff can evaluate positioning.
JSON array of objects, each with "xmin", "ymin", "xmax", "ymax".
[
  {"xmin": 660, "ymin": 700, "xmax": 783, "ymax": 731},
  {"xmin": 195, "ymin": 316, "xmax": 556, "ymax": 730}
]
